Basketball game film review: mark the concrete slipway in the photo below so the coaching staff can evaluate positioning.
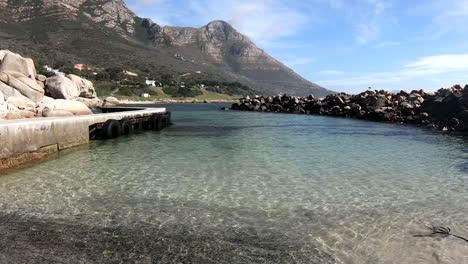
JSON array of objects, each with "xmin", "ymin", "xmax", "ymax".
[{"xmin": 0, "ymin": 107, "xmax": 168, "ymax": 162}]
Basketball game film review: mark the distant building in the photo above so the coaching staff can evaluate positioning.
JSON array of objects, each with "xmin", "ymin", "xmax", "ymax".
[
  {"xmin": 44, "ymin": 65, "xmax": 65, "ymax": 76},
  {"xmin": 73, "ymin": 64, "xmax": 102, "ymax": 71},
  {"xmin": 146, "ymin": 80, "xmax": 156, "ymax": 86},
  {"xmin": 123, "ymin": 70, "xmax": 139, "ymax": 77},
  {"xmin": 74, "ymin": 64, "xmax": 85, "ymax": 71}
]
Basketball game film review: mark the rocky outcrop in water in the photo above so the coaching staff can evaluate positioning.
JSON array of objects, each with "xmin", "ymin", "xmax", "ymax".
[
  {"xmin": 0, "ymin": 50, "xmax": 102, "ymax": 120},
  {"xmin": 231, "ymin": 86, "xmax": 468, "ymax": 134}
]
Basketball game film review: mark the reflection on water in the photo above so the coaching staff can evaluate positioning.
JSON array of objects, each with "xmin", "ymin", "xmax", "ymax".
[{"xmin": 0, "ymin": 104, "xmax": 467, "ymax": 263}]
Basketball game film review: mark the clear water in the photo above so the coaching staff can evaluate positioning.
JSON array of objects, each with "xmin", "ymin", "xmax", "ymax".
[{"xmin": 1, "ymin": 103, "xmax": 467, "ymax": 263}]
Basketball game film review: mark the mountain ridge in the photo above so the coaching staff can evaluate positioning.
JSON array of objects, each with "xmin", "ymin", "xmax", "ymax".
[{"xmin": 0, "ymin": 0, "xmax": 335, "ymax": 97}]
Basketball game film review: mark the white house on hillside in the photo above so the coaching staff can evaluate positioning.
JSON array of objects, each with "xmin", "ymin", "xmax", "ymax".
[
  {"xmin": 44, "ymin": 65, "xmax": 65, "ymax": 76},
  {"xmin": 146, "ymin": 80, "xmax": 156, "ymax": 86}
]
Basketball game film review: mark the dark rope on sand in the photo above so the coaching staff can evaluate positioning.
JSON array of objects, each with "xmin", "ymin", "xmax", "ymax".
[{"xmin": 414, "ymin": 225, "xmax": 468, "ymax": 243}]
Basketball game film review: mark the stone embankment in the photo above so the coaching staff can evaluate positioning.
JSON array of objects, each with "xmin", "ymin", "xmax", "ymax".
[
  {"xmin": 0, "ymin": 50, "xmax": 114, "ymax": 120},
  {"xmin": 121, "ymin": 99, "xmax": 237, "ymax": 104},
  {"xmin": 230, "ymin": 85, "xmax": 468, "ymax": 134}
]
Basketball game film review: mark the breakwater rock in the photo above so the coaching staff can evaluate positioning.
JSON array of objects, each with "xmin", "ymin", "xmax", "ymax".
[
  {"xmin": 0, "ymin": 50, "xmax": 103, "ymax": 120},
  {"xmin": 231, "ymin": 85, "xmax": 468, "ymax": 134}
]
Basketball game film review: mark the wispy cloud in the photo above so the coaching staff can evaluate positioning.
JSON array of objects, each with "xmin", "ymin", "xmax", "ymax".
[
  {"xmin": 128, "ymin": 0, "xmax": 396, "ymax": 47},
  {"xmin": 129, "ymin": 0, "xmax": 314, "ymax": 45},
  {"xmin": 317, "ymin": 53, "xmax": 468, "ymax": 92},
  {"xmin": 283, "ymin": 57, "xmax": 316, "ymax": 67},
  {"xmin": 407, "ymin": 0, "xmax": 468, "ymax": 40},
  {"xmin": 130, "ymin": 0, "xmax": 165, "ymax": 7},
  {"xmin": 125, "ymin": 0, "xmax": 467, "ymax": 93},
  {"xmin": 317, "ymin": 70, "xmax": 344, "ymax": 75},
  {"xmin": 404, "ymin": 54, "xmax": 468, "ymax": 73},
  {"xmin": 319, "ymin": 0, "xmax": 394, "ymax": 44},
  {"xmin": 373, "ymin": 41, "xmax": 400, "ymax": 48}
]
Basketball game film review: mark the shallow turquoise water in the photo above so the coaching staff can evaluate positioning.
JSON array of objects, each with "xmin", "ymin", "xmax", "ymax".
[{"xmin": 1, "ymin": 104, "xmax": 468, "ymax": 263}]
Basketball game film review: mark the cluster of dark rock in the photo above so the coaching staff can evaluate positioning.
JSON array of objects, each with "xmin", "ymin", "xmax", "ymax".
[{"xmin": 230, "ymin": 85, "xmax": 468, "ymax": 134}]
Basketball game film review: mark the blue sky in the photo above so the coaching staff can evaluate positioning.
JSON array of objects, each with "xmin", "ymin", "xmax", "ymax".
[{"xmin": 125, "ymin": 0, "xmax": 468, "ymax": 93}]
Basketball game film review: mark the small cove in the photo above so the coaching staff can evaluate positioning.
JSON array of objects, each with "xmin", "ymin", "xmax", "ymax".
[{"xmin": 0, "ymin": 103, "xmax": 467, "ymax": 263}]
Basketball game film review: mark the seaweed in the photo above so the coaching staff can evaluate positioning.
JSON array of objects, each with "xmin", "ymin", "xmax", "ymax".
[{"xmin": 414, "ymin": 225, "xmax": 468, "ymax": 243}]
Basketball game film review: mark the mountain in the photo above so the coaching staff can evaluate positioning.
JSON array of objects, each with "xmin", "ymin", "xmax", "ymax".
[{"xmin": 0, "ymin": 0, "xmax": 334, "ymax": 97}]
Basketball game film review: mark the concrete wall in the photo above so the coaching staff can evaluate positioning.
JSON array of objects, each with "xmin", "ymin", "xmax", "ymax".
[{"xmin": 0, "ymin": 108, "xmax": 166, "ymax": 159}]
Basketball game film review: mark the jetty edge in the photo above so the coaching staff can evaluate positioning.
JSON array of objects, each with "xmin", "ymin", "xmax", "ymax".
[
  {"xmin": 0, "ymin": 106, "xmax": 171, "ymax": 171},
  {"xmin": 229, "ymin": 85, "xmax": 468, "ymax": 135},
  {"xmin": 0, "ymin": 50, "xmax": 174, "ymax": 171}
]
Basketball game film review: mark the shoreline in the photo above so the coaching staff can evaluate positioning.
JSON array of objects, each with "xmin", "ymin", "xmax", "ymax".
[
  {"xmin": 118, "ymin": 99, "xmax": 237, "ymax": 104},
  {"xmin": 230, "ymin": 85, "xmax": 468, "ymax": 136}
]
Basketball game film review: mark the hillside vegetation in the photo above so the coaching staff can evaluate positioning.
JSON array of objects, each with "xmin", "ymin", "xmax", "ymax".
[{"xmin": 0, "ymin": 0, "xmax": 335, "ymax": 97}]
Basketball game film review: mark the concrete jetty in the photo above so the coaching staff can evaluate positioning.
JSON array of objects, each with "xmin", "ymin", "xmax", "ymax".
[{"xmin": 0, "ymin": 107, "xmax": 170, "ymax": 169}]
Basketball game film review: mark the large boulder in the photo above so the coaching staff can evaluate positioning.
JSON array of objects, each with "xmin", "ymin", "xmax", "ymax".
[
  {"xmin": 0, "ymin": 50, "xmax": 6, "ymax": 61},
  {"xmin": 104, "ymin": 96, "xmax": 119, "ymax": 106},
  {"xmin": 36, "ymin": 74, "xmax": 47, "ymax": 82},
  {"xmin": 0, "ymin": 103, "xmax": 19, "ymax": 119},
  {"xmin": 39, "ymin": 99, "xmax": 92, "ymax": 116},
  {"xmin": 0, "ymin": 72, "xmax": 44, "ymax": 102},
  {"xmin": 75, "ymin": 97, "xmax": 103, "ymax": 110},
  {"xmin": 0, "ymin": 80, "xmax": 28, "ymax": 100},
  {"xmin": 0, "ymin": 50, "xmax": 36, "ymax": 79},
  {"xmin": 36, "ymin": 80, "xmax": 45, "ymax": 89},
  {"xmin": 3, "ymin": 108, "xmax": 35, "ymax": 120},
  {"xmin": 42, "ymin": 109, "xmax": 74, "ymax": 118},
  {"xmin": 67, "ymin": 74, "xmax": 97, "ymax": 98},
  {"xmin": 0, "ymin": 102, "xmax": 7, "ymax": 119},
  {"xmin": 6, "ymin": 96, "xmax": 35, "ymax": 110},
  {"xmin": 0, "ymin": 91, "xmax": 4, "ymax": 119},
  {"xmin": 45, "ymin": 75, "xmax": 80, "ymax": 99}
]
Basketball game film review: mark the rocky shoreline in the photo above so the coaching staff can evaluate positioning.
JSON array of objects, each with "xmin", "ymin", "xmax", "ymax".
[
  {"xmin": 121, "ymin": 99, "xmax": 237, "ymax": 104},
  {"xmin": 230, "ymin": 85, "xmax": 468, "ymax": 135},
  {"xmin": 0, "ymin": 50, "xmax": 110, "ymax": 120}
]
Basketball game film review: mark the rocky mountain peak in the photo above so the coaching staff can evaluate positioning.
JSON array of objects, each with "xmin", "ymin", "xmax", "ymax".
[
  {"xmin": 205, "ymin": 20, "xmax": 234, "ymax": 32},
  {"xmin": 81, "ymin": 0, "xmax": 136, "ymax": 35},
  {"xmin": 0, "ymin": 1, "xmax": 334, "ymax": 96},
  {"xmin": 2, "ymin": 0, "xmax": 136, "ymax": 35},
  {"xmin": 202, "ymin": 20, "xmax": 242, "ymax": 42}
]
